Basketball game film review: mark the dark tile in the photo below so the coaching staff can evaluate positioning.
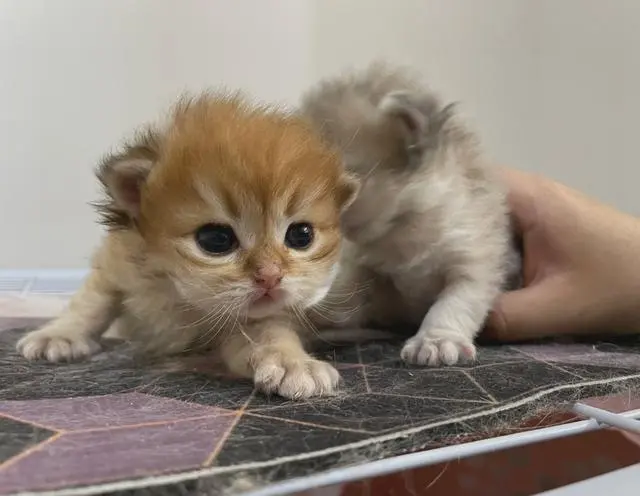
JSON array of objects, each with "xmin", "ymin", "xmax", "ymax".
[
  {"xmin": 315, "ymin": 345, "xmax": 361, "ymax": 365},
  {"xmin": 468, "ymin": 361, "xmax": 579, "ymax": 402},
  {"xmin": 215, "ymin": 413, "xmax": 368, "ymax": 466},
  {"xmin": 339, "ymin": 366, "xmax": 369, "ymax": 394},
  {"xmin": 317, "ymin": 341, "xmax": 406, "ymax": 366},
  {"xmin": 251, "ymin": 394, "xmax": 489, "ymax": 432},
  {"xmin": 0, "ymin": 332, "xmax": 151, "ymax": 402},
  {"xmin": 321, "ymin": 342, "xmax": 528, "ymax": 369},
  {"xmin": 466, "ymin": 346, "xmax": 530, "ymax": 367},
  {"xmin": 0, "ymin": 364, "xmax": 144, "ymax": 401},
  {"xmin": 139, "ymin": 373, "xmax": 255, "ymax": 410},
  {"xmin": 364, "ymin": 366, "xmax": 490, "ymax": 402},
  {"xmin": 355, "ymin": 341, "xmax": 406, "ymax": 364},
  {"xmin": 595, "ymin": 335, "xmax": 640, "ymax": 353},
  {"xmin": 0, "ymin": 416, "xmax": 56, "ymax": 464},
  {"xmin": 246, "ymin": 392, "xmax": 295, "ymax": 410}
]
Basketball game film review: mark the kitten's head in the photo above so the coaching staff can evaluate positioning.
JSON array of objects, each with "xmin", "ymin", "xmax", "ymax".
[
  {"xmin": 96, "ymin": 93, "xmax": 358, "ymax": 319},
  {"xmin": 300, "ymin": 63, "xmax": 462, "ymax": 244}
]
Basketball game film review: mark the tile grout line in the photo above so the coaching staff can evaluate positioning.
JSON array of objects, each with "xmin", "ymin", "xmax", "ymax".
[
  {"xmin": 134, "ymin": 391, "xmax": 238, "ymax": 415},
  {"xmin": 514, "ymin": 348, "xmax": 587, "ymax": 381},
  {"xmin": 244, "ymin": 411, "xmax": 372, "ymax": 434},
  {"xmin": 370, "ymin": 392, "xmax": 495, "ymax": 404},
  {"xmin": 0, "ymin": 432, "xmax": 63, "ymax": 472},
  {"xmin": 202, "ymin": 390, "xmax": 256, "ymax": 467},
  {"xmin": 0, "ymin": 411, "xmax": 63, "ymax": 434},
  {"xmin": 355, "ymin": 345, "xmax": 371, "ymax": 393},
  {"xmin": 69, "ymin": 412, "xmax": 237, "ymax": 435},
  {"xmin": 246, "ymin": 391, "xmax": 495, "ymax": 414},
  {"xmin": 460, "ymin": 370, "xmax": 498, "ymax": 403}
]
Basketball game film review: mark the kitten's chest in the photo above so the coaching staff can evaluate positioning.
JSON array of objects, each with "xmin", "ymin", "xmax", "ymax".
[
  {"xmin": 360, "ymin": 211, "xmax": 444, "ymax": 273},
  {"xmin": 391, "ymin": 265, "xmax": 444, "ymax": 315},
  {"xmin": 365, "ymin": 259, "xmax": 445, "ymax": 328},
  {"xmin": 120, "ymin": 280, "xmax": 213, "ymax": 353}
]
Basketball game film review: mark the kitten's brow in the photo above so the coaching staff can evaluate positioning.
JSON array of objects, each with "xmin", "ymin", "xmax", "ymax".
[
  {"xmin": 283, "ymin": 178, "xmax": 333, "ymax": 217},
  {"xmin": 192, "ymin": 179, "xmax": 235, "ymax": 220}
]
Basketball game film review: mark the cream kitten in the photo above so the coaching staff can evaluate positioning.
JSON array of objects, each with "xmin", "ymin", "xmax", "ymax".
[
  {"xmin": 301, "ymin": 63, "xmax": 520, "ymax": 366},
  {"xmin": 17, "ymin": 93, "xmax": 358, "ymax": 399}
]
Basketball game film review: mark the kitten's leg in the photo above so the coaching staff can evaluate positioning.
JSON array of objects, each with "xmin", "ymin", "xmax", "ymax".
[
  {"xmin": 17, "ymin": 270, "xmax": 120, "ymax": 362},
  {"xmin": 401, "ymin": 266, "xmax": 501, "ymax": 366},
  {"xmin": 221, "ymin": 320, "xmax": 340, "ymax": 400}
]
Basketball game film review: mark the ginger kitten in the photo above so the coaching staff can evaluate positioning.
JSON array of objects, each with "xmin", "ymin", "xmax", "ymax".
[
  {"xmin": 301, "ymin": 63, "xmax": 520, "ymax": 366},
  {"xmin": 17, "ymin": 93, "xmax": 358, "ymax": 399}
]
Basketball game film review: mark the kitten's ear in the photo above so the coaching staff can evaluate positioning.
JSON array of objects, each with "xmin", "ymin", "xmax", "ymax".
[
  {"xmin": 377, "ymin": 90, "xmax": 452, "ymax": 154},
  {"xmin": 337, "ymin": 173, "xmax": 360, "ymax": 211},
  {"xmin": 95, "ymin": 129, "xmax": 161, "ymax": 229},
  {"xmin": 100, "ymin": 158, "xmax": 153, "ymax": 215}
]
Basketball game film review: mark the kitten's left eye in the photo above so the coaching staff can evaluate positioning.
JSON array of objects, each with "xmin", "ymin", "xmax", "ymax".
[
  {"xmin": 285, "ymin": 222, "xmax": 314, "ymax": 250},
  {"xmin": 195, "ymin": 223, "xmax": 238, "ymax": 255}
]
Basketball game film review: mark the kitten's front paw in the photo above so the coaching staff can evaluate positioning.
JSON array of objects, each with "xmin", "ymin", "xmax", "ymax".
[
  {"xmin": 252, "ymin": 350, "xmax": 340, "ymax": 399},
  {"xmin": 17, "ymin": 328, "xmax": 101, "ymax": 363},
  {"xmin": 401, "ymin": 330, "xmax": 476, "ymax": 366}
]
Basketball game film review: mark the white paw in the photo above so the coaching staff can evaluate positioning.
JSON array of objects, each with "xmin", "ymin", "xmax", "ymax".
[
  {"xmin": 17, "ymin": 328, "xmax": 101, "ymax": 363},
  {"xmin": 253, "ymin": 351, "xmax": 340, "ymax": 399},
  {"xmin": 401, "ymin": 330, "xmax": 476, "ymax": 366}
]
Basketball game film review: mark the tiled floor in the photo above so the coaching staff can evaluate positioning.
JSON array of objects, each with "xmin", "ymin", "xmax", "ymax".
[{"xmin": 2, "ymin": 291, "xmax": 640, "ymax": 495}]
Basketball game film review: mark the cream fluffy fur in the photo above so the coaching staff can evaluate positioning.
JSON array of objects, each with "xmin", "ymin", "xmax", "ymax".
[{"xmin": 302, "ymin": 63, "xmax": 520, "ymax": 365}]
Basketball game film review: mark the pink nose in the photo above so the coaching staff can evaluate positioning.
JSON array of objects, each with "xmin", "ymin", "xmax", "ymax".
[{"xmin": 254, "ymin": 265, "xmax": 283, "ymax": 290}]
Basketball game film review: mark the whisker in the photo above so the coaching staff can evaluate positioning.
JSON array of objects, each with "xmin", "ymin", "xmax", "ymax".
[{"xmin": 293, "ymin": 304, "xmax": 333, "ymax": 345}]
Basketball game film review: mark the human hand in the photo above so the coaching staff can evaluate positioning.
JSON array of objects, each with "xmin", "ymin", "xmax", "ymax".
[{"xmin": 484, "ymin": 167, "xmax": 640, "ymax": 341}]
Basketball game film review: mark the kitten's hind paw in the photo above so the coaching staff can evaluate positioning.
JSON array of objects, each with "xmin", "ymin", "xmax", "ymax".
[
  {"xmin": 401, "ymin": 331, "xmax": 476, "ymax": 367},
  {"xmin": 17, "ymin": 328, "xmax": 101, "ymax": 363},
  {"xmin": 253, "ymin": 350, "xmax": 340, "ymax": 400}
]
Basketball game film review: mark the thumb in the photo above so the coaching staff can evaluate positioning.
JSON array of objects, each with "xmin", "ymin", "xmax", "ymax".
[{"xmin": 484, "ymin": 278, "xmax": 573, "ymax": 342}]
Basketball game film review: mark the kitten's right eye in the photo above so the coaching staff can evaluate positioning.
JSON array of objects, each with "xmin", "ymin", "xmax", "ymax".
[{"xmin": 195, "ymin": 224, "xmax": 238, "ymax": 255}]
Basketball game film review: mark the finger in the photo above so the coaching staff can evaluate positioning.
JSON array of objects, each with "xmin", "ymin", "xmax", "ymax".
[{"xmin": 484, "ymin": 279, "xmax": 573, "ymax": 342}]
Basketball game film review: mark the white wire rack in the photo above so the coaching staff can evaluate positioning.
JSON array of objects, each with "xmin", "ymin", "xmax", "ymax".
[{"xmin": 2, "ymin": 270, "xmax": 639, "ymax": 495}]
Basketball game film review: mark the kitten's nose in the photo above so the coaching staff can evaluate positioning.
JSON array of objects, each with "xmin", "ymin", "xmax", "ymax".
[{"xmin": 253, "ymin": 264, "xmax": 283, "ymax": 290}]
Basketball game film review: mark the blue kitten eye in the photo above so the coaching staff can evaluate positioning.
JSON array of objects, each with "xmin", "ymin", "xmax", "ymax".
[
  {"xmin": 285, "ymin": 222, "xmax": 314, "ymax": 250},
  {"xmin": 195, "ymin": 224, "xmax": 238, "ymax": 255}
]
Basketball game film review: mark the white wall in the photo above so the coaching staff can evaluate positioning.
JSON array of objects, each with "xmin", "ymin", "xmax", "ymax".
[
  {"xmin": 311, "ymin": 0, "xmax": 640, "ymax": 214},
  {"xmin": 0, "ymin": 0, "xmax": 314, "ymax": 268},
  {"xmin": 1, "ymin": 0, "xmax": 639, "ymax": 268}
]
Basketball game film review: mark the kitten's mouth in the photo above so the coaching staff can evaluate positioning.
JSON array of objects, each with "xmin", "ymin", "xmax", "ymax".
[
  {"xmin": 250, "ymin": 289, "xmax": 285, "ymax": 307},
  {"xmin": 253, "ymin": 294, "xmax": 274, "ymax": 305},
  {"xmin": 246, "ymin": 289, "xmax": 288, "ymax": 318}
]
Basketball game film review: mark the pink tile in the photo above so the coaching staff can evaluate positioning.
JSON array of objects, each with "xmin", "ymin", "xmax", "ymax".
[
  {"xmin": 0, "ymin": 414, "xmax": 237, "ymax": 494},
  {"xmin": 0, "ymin": 392, "xmax": 233, "ymax": 430}
]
